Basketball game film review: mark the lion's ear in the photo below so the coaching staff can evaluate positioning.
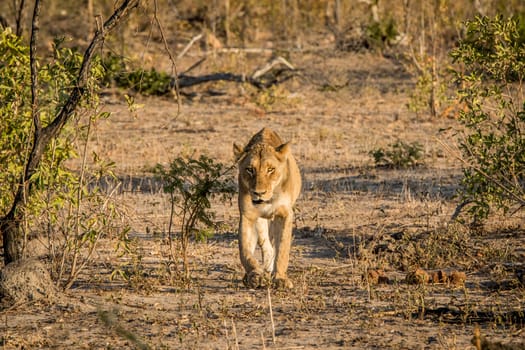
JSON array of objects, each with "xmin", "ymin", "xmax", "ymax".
[
  {"xmin": 275, "ymin": 142, "xmax": 291, "ymax": 160},
  {"xmin": 233, "ymin": 142, "xmax": 244, "ymax": 161}
]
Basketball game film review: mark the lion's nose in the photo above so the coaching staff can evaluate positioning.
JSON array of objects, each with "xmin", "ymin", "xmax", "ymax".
[{"xmin": 252, "ymin": 190, "xmax": 266, "ymax": 197}]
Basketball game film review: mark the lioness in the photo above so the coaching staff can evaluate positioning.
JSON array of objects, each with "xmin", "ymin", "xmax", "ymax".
[{"xmin": 233, "ymin": 128, "xmax": 301, "ymax": 289}]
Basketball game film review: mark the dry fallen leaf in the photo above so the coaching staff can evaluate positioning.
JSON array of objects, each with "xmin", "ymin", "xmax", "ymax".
[
  {"xmin": 405, "ymin": 268, "xmax": 430, "ymax": 285},
  {"xmin": 449, "ymin": 271, "xmax": 467, "ymax": 286}
]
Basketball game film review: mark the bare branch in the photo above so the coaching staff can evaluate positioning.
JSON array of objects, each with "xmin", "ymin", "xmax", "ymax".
[
  {"xmin": 15, "ymin": 0, "xmax": 25, "ymax": 37},
  {"xmin": 29, "ymin": 0, "xmax": 41, "ymax": 134},
  {"xmin": 169, "ymin": 55, "xmax": 298, "ymax": 92},
  {"xmin": 181, "ymin": 57, "xmax": 207, "ymax": 75},
  {"xmin": 42, "ymin": 0, "xmax": 140, "ymax": 146},
  {"xmin": 153, "ymin": 0, "xmax": 181, "ymax": 115},
  {"xmin": 251, "ymin": 56, "xmax": 295, "ymax": 80},
  {"xmin": 177, "ymin": 33, "xmax": 204, "ymax": 60}
]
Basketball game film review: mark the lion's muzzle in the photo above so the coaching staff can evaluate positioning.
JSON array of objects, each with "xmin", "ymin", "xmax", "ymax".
[{"xmin": 251, "ymin": 190, "xmax": 272, "ymax": 205}]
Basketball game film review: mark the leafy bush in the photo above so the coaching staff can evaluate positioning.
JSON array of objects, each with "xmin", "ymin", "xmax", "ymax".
[
  {"xmin": 100, "ymin": 53, "xmax": 172, "ymax": 95},
  {"xmin": 450, "ymin": 16, "xmax": 525, "ymax": 220},
  {"xmin": 0, "ymin": 33, "xmax": 88, "ymax": 218},
  {"xmin": 251, "ymin": 84, "xmax": 296, "ymax": 112},
  {"xmin": 407, "ymin": 56, "xmax": 450, "ymax": 118},
  {"xmin": 365, "ymin": 17, "xmax": 399, "ymax": 51},
  {"xmin": 0, "ymin": 29, "xmax": 126, "ymax": 288},
  {"xmin": 100, "ymin": 53, "xmax": 128, "ymax": 87},
  {"xmin": 154, "ymin": 155, "xmax": 236, "ymax": 280},
  {"xmin": 117, "ymin": 68, "xmax": 173, "ymax": 95},
  {"xmin": 0, "ymin": 29, "xmax": 31, "ymax": 214},
  {"xmin": 370, "ymin": 141, "xmax": 424, "ymax": 168}
]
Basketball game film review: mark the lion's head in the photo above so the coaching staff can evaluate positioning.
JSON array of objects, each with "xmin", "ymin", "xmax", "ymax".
[{"xmin": 234, "ymin": 142, "xmax": 291, "ymax": 205}]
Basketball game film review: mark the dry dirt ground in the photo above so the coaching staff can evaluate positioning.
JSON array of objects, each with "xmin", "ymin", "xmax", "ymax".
[{"xmin": 2, "ymin": 50, "xmax": 525, "ymax": 349}]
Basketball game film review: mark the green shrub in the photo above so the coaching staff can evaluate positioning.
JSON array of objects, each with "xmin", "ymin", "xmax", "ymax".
[
  {"xmin": 0, "ymin": 29, "xmax": 126, "ymax": 288},
  {"xmin": 450, "ymin": 15, "xmax": 525, "ymax": 220},
  {"xmin": 0, "ymin": 29, "xmax": 31, "ymax": 214},
  {"xmin": 0, "ymin": 33, "xmax": 90, "ymax": 217},
  {"xmin": 365, "ymin": 17, "xmax": 398, "ymax": 51},
  {"xmin": 154, "ymin": 155, "xmax": 236, "ymax": 280},
  {"xmin": 117, "ymin": 68, "xmax": 173, "ymax": 95},
  {"xmin": 101, "ymin": 53, "xmax": 128, "ymax": 87},
  {"xmin": 100, "ymin": 53, "xmax": 173, "ymax": 95},
  {"xmin": 102, "ymin": 54, "xmax": 173, "ymax": 96},
  {"xmin": 370, "ymin": 141, "xmax": 424, "ymax": 168}
]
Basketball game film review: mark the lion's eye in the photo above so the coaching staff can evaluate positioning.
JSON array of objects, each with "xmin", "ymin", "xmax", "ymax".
[
  {"xmin": 246, "ymin": 167, "xmax": 255, "ymax": 176},
  {"xmin": 267, "ymin": 167, "xmax": 275, "ymax": 174}
]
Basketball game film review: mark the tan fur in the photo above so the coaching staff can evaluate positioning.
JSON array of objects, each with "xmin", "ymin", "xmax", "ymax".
[{"xmin": 233, "ymin": 128, "xmax": 301, "ymax": 289}]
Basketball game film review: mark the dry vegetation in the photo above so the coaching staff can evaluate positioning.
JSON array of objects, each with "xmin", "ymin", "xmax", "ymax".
[{"xmin": 0, "ymin": 1, "xmax": 524, "ymax": 349}]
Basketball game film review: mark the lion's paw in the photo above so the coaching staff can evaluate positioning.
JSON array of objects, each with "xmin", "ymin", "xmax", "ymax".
[
  {"xmin": 273, "ymin": 277, "xmax": 293, "ymax": 290},
  {"xmin": 243, "ymin": 270, "xmax": 271, "ymax": 289}
]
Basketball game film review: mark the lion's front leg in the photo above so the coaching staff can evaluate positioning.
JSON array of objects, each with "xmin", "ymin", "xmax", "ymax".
[
  {"xmin": 270, "ymin": 211, "xmax": 294, "ymax": 289},
  {"xmin": 239, "ymin": 216, "xmax": 269, "ymax": 288},
  {"xmin": 256, "ymin": 218, "xmax": 275, "ymax": 274}
]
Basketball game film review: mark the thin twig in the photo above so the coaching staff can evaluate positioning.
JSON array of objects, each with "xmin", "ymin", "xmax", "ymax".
[
  {"xmin": 181, "ymin": 57, "xmax": 207, "ymax": 75},
  {"xmin": 267, "ymin": 287, "xmax": 276, "ymax": 344},
  {"xmin": 261, "ymin": 331, "xmax": 266, "ymax": 350},
  {"xmin": 14, "ymin": 0, "xmax": 25, "ymax": 37},
  {"xmin": 29, "ymin": 0, "xmax": 42, "ymax": 147},
  {"xmin": 167, "ymin": 192, "xmax": 177, "ymax": 265},
  {"xmin": 3, "ymin": 312, "xmax": 7, "ymax": 348},
  {"xmin": 231, "ymin": 318, "xmax": 239, "ymax": 350},
  {"xmin": 153, "ymin": 0, "xmax": 181, "ymax": 117},
  {"xmin": 365, "ymin": 265, "xmax": 371, "ymax": 303},
  {"xmin": 65, "ymin": 181, "xmax": 122, "ymax": 290},
  {"xmin": 70, "ymin": 112, "xmax": 94, "ymax": 283},
  {"xmin": 177, "ymin": 33, "xmax": 203, "ymax": 59}
]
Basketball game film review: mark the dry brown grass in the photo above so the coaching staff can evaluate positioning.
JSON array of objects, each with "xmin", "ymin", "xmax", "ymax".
[{"xmin": 1, "ymin": 30, "xmax": 524, "ymax": 350}]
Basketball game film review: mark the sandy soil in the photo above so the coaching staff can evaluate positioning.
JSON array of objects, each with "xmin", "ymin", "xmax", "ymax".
[{"xmin": 1, "ymin": 50, "xmax": 524, "ymax": 349}]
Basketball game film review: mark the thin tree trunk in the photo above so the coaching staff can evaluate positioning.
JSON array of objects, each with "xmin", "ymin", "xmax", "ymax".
[
  {"xmin": 14, "ymin": 0, "xmax": 25, "ymax": 37},
  {"xmin": 0, "ymin": 0, "xmax": 42, "ymax": 265}
]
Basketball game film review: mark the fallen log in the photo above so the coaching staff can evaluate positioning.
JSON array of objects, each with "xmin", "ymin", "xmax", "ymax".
[{"xmin": 172, "ymin": 56, "xmax": 297, "ymax": 90}]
